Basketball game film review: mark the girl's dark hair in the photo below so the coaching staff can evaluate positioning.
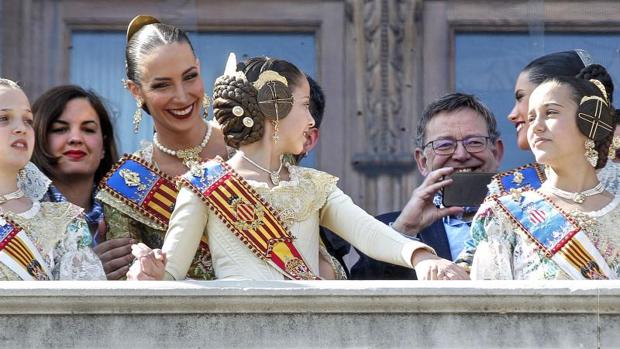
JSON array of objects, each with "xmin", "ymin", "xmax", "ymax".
[
  {"xmin": 31, "ymin": 85, "xmax": 119, "ymax": 183},
  {"xmin": 523, "ymin": 50, "xmax": 588, "ymax": 85},
  {"xmin": 544, "ymin": 64, "xmax": 616, "ymax": 169},
  {"xmin": 213, "ymin": 57, "xmax": 306, "ymax": 148},
  {"xmin": 125, "ymin": 22, "xmax": 195, "ymax": 114}
]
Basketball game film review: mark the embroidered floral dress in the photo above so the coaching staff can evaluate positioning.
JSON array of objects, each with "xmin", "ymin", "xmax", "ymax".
[
  {"xmin": 97, "ymin": 142, "xmax": 215, "ymax": 280},
  {"xmin": 457, "ymin": 160, "xmax": 620, "ymax": 270},
  {"xmin": 0, "ymin": 201, "xmax": 105, "ymax": 280},
  {"xmin": 468, "ymin": 191, "xmax": 620, "ymax": 280},
  {"xmin": 163, "ymin": 164, "xmax": 429, "ymax": 281}
]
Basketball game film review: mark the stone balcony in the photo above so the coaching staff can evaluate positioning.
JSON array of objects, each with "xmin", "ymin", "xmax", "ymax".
[{"xmin": 1, "ymin": 280, "xmax": 619, "ymax": 348}]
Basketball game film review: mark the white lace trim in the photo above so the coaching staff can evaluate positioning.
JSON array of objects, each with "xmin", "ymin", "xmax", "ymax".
[{"xmin": 18, "ymin": 162, "xmax": 51, "ymax": 201}]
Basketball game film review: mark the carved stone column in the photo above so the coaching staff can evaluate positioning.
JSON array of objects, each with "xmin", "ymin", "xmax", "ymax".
[{"xmin": 346, "ymin": 0, "xmax": 421, "ymax": 213}]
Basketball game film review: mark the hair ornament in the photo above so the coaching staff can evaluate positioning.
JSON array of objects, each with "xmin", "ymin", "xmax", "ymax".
[
  {"xmin": 126, "ymin": 15, "xmax": 160, "ymax": 42},
  {"xmin": 232, "ymin": 106, "xmax": 245, "ymax": 117},
  {"xmin": 589, "ymin": 79, "xmax": 609, "ymax": 103},
  {"xmin": 223, "ymin": 52, "xmax": 247, "ymax": 81},
  {"xmin": 574, "ymin": 49, "xmax": 593, "ymax": 68},
  {"xmin": 577, "ymin": 81, "xmax": 614, "ymax": 142},
  {"xmin": 252, "ymin": 70, "xmax": 289, "ymax": 90}
]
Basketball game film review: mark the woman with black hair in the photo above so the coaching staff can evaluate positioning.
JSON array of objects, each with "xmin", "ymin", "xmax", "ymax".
[
  {"xmin": 32, "ymin": 85, "xmax": 123, "ymax": 279},
  {"xmin": 95, "ymin": 15, "xmax": 228, "ymax": 280},
  {"xmin": 471, "ymin": 65, "xmax": 620, "ymax": 280},
  {"xmin": 456, "ymin": 51, "xmax": 620, "ymax": 271}
]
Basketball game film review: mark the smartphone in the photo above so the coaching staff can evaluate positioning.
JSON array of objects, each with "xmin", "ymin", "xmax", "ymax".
[{"xmin": 442, "ymin": 172, "xmax": 495, "ymax": 207}]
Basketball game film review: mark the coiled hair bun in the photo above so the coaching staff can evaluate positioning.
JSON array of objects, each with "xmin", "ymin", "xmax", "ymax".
[{"xmin": 213, "ymin": 75, "xmax": 265, "ymax": 148}]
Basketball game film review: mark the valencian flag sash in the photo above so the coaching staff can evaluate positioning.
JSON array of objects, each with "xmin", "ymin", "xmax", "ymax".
[
  {"xmin": 0, "ymin": 215, "xmax": 52, "ymax": 280},
  {"xmin": 494, "ymin": 189, "xmax": 615, "ymax": 280},
  {"xmin": 99, "ymin": 155, "xmax": 178, "ymax": 230},
  {"xmin": 490, "ymin": 163, "xmax": 546, "ymax": 195},
  {"xmin": 179, "ymin": 158, "xmax": 320, "ymax": 280}
]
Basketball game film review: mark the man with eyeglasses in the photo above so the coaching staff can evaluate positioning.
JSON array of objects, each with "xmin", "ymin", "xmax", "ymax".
[{"xmin": 351, "ymin": 92, "xmax": 504, "ymax": 280}]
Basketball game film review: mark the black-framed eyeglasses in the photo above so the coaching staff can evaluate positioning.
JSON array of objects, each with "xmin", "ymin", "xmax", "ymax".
[{"xmin": 424, "ymin": 136, "xmax": 491, "ymax": 155}]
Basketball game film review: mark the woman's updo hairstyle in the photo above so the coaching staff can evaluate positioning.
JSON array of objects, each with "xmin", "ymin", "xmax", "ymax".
[
  {"xmin": 125, "ymin": 15, "xmax": 196, "ymax": 114},
  {"xmin": 523, "ymin": 50, "xmax": 591, "ymax": 85},
  {"xmin": 213, "ymin": 56, "xmax": 305, "ymax": 148},
  {"xmin": 546, "ymin": 64, "xmax": 616, "ymax": 169}
]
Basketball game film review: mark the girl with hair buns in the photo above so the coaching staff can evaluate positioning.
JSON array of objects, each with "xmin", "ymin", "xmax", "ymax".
[
  {"xmin": 456, "ymin": 51, "xmax": 620, "ymax": 271},
  {"xmin": 470, "ymin": 64, "xmax": 620, "ymax": 280},
  {"xmin": 0, "ymin": 79, "xmax": 105, "ymax": 280},
  {"xmin": 96, "ymin": 15, "xmax": 228, "ymax": 280},
  {"xmin": 128, "ymin": 55, "xmax": 468, "ymax": 281}
]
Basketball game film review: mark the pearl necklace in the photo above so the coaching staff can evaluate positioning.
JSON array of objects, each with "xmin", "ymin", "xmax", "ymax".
[
  {"xmin": 240, "ymin": 152, "xmax": 284, "ymax": 185},
  {"xmin": 153, "ymin": 121, "xmax": 212, "ymax": 177},
  {"xmin": 545, "ymin": 182, "xmax": 605, "ymax": 204},
  {"xmin": 0, "ymin": 188, "xmax": 25, "ymax": 205}
]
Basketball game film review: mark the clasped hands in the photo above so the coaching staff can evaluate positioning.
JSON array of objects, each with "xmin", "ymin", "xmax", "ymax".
[{"xmin": 126, "ymin": 243, "xmax": 167, "ymax": 280}]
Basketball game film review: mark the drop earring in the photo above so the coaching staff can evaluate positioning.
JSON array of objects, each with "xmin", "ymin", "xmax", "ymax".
[
  {"xmin": 585, "ymin": 139, "xmax": 598, "ymax": 167},
  {"xmin": 133, "ymin": 98, "xmax": 143, "ymax": 134}
]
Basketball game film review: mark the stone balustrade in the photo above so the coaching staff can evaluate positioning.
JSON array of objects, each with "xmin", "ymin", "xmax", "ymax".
[{"xmin": 1, "ymin": 280, "xmax": 618, "ymax": 348}]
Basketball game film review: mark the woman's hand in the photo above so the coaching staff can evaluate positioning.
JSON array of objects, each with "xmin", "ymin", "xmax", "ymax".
[
  {"xmin": 412, "ymin": 250, "xmax": 470, "ymax": 280},
  {"xmin": 126, "ymin": 243, "xmax": 167, "ymax": 280},
  {"xmin": 93, "ymin": 236, "xmax": 136, "ymax": 280}
]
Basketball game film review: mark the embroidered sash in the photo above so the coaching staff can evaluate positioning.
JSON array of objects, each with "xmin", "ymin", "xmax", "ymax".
[
  {"xmin": 491, "ymin": 163, "xmax": 546, "ymax": 195},
  {"xmin": 494, "ymin": 189, "xmax": 614, "ymax": 280},
  {"xmin": 99, "ymin": 155, "xmax": 178, "ymax": 230},
  {"xmin": 179, "ymin": 159, "xmax": 320, "ymax": 280},
  {"xmin": 0, "ymin": 215, "xmax": 52, "ymax": 280}
]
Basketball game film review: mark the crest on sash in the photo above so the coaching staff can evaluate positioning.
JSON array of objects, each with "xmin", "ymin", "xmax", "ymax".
[
  {"xmin": 180, "ymin": 157, "xmax": 320, "ymax": 281},
  {"xmin": 0, "ymin": 216, "xmax": 52, "ymax": 280},
  {"xmin": 494, "ymin": 189, "xmax": 615, "ymax": 280},
  {"xmin": 492, "ymin": 163, "xmax": 546, "ymax": 195},
  {"xmin": 99, "ymin": 155, "xmax": 178, "ymax": 229}
]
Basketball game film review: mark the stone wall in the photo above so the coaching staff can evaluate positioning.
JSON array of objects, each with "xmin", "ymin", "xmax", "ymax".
[{"xmin": 1, "ymin": 280, "xmax": 619, "ymax": 348}]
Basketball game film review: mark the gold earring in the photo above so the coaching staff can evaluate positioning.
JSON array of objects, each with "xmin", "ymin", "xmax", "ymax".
[
  {"xmin": 271, "ymin": 119, "xmax": 280, "ymax": 144},
  {"xmin": 608, "ymin": 135, "xmax": 620, "ymax": 160},
  {"xmin": 585, "ymin": 139, "xmax": 598, "ymax": 167},
  {"xmin": 133, "ymin": 98, "xmax": 143, "ymax": 134},
  {"xmin": 202, "ymin": 94, "xmax": 211, "ymax": 119}
]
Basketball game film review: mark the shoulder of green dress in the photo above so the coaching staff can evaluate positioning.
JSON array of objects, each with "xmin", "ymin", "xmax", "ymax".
[{"xmin": 96, "ymin": 154, "xmax": 174, "ymax": 231}]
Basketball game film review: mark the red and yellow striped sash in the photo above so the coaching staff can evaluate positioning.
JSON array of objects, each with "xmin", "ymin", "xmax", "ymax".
[{"xmin": 180, "ymin": 160, "xmax": 320, "ymax": 280}]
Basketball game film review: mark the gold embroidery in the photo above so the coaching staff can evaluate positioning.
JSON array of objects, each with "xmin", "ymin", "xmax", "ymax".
[
  {"xmin": 512, "ymin": 171, "xmax": 524, "ymax": 184},
  {"xmin": 119, "ymin": 169, "xmax": 147, "ymax": 191}
]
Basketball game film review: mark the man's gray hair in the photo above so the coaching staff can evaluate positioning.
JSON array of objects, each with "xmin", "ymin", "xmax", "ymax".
[{"xmin": 415, "ymin": 92, "xmax": 500, "ymax": 148}]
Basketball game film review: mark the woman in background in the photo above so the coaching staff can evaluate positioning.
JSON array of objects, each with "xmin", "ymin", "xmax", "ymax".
[{"xmin": 31, "ymin": 85, "xmax": 126, "ymax": 279}]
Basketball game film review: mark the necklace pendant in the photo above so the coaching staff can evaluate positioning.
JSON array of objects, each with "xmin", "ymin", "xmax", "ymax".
[
  {"xmin": 573, "ymin": 193, "xmax": 586, "ymax": 204},
  {"xmin": 270, "ymin": 172, "xmax": 280, "ymax": 186}
]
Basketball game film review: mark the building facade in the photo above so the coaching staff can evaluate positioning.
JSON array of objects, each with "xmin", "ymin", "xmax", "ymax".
[{"xmin": 2, "ymin": 0, "xmax": 620, "ymax": 213}]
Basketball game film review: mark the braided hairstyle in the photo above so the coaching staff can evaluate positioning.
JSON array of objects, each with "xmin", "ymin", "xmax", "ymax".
[
  {"xmin": 213, "ymin": 57, "xmax": 305, "ymax": 148},
  {"xmin": 546, "ymin": 64, "xmax": 616, "ymax": 169}
]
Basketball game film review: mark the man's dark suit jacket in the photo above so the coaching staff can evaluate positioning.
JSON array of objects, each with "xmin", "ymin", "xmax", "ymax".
[{"xmin": 350, "ymin": 211, "xmax": 453, "ymax": 280}]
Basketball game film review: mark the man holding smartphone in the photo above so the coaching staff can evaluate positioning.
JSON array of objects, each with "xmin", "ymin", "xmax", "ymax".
[{"xmin": 351, "ymin": 92, "xmax": 504, "ymax": 279}]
